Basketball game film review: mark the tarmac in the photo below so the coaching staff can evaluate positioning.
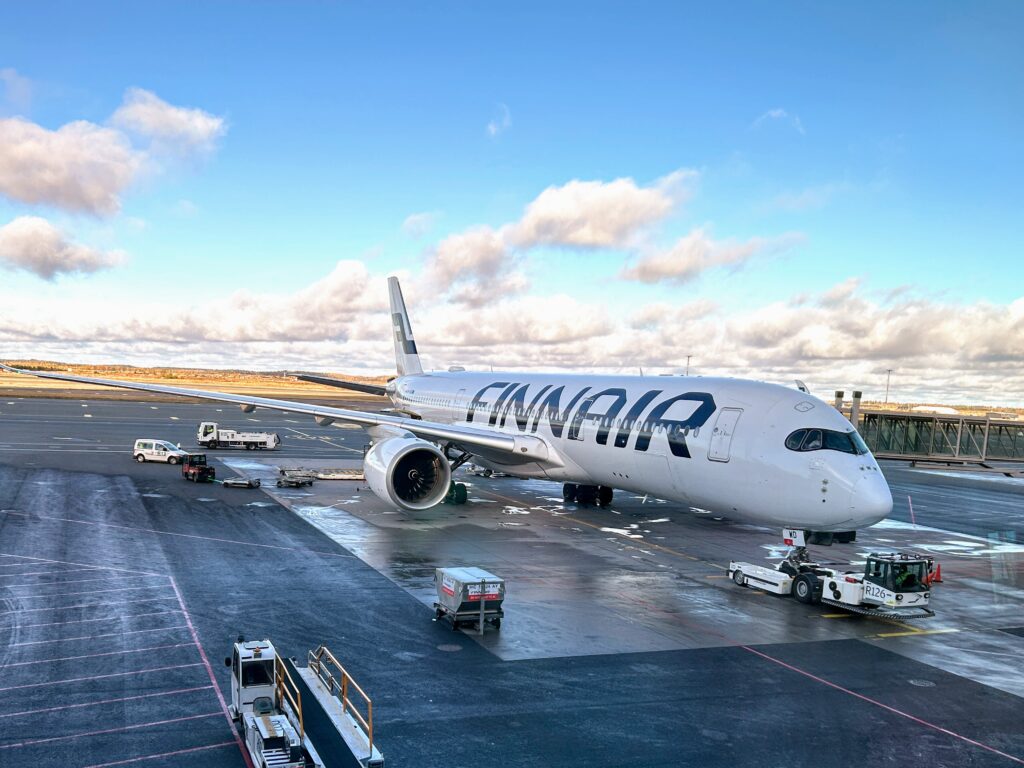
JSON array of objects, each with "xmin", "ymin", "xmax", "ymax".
[{"xmin": 1, "ymin": 396, "xmax": 1022, "ymax": 767}]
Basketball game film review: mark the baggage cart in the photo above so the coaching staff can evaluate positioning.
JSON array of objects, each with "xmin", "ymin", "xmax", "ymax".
[{"xmin": 433, "ymin": 567, "xmax": 505, "ymax": 633}]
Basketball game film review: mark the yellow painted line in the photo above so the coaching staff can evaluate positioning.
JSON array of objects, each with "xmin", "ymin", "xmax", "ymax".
[
  {"xmin": 875, "ymin": 628, "xmax": 959, "ymax": 638},
  {"xmin": 820, "ymin": 613, "xmax": 853, "ymax": 619},
  {"xmin": 705, "ymin": 574, "xmax": 728, "ymax": 579}
]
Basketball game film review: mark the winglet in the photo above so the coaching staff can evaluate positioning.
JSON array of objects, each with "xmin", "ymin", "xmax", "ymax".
[{"xmin": 387, "ymin": 277, "xmax": 423, "ymax": 376}]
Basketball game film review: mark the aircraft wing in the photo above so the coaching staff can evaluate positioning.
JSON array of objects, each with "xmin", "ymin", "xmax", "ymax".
[
  {"xmin": 293, "ymin": 373, "xmax": 388, "ymax": 396},
  {"xmin": 0, "ymin": 363, "xmax": 550, "ymax": 462}
]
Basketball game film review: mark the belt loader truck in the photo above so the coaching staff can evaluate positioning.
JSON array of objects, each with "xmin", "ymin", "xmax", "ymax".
[{"xmin": 227, "ymin": 638, "xmax": 384, "ymax": 768}]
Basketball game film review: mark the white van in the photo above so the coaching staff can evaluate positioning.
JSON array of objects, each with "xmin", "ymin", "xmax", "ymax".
[{"xmin": 133, "ymin": 439, "xmax": 188, "ymax": 464}]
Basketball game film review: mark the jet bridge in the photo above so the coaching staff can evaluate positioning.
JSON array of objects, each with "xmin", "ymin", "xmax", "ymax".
[{"xmin": 857, "ymin": 409, "xmax": 1024, "ymax": 463}]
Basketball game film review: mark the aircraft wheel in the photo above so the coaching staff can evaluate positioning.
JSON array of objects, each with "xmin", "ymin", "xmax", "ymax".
[
  {"xmin": 576, "ymin": 485, "xmax": 598, "ymax": 505},
  {"xmin": 454, "ymin": 483, "xmax": 468, "ymax": 505},
  {"xmin": 597, "ymin": 486, "xmax": 613, "ymax": 506},
  {"xmin": 562, "ymin": 483, "xmax": 578, "ymax": 502}
]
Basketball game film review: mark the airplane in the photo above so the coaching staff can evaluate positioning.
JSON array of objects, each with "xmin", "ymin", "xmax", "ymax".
[{"xmin": 1, "ymin": 277, "xmax": 893, "ymax": 542}]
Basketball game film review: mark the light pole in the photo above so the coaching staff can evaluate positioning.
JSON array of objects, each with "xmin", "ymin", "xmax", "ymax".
[
  {"xmin": 885, "ymin": 369, "xmax": 894, "ymax": 404},
  {"xmin": 685, "ymin": 355, "xmax": 691, "ymax": 376}
]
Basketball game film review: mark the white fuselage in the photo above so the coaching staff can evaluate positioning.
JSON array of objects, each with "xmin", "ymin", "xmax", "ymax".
[{"xmin": 386, "ymin": 371, "xmax": 892, "ymax": 531}]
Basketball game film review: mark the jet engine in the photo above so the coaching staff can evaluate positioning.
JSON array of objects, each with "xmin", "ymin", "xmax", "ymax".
[{"xmin": 364, "ymin": 436, "xmax": 452, "ymax": 511}]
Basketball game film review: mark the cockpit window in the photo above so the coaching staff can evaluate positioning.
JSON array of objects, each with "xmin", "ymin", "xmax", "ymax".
[{"xmin": 786, "ymin": 428, "xmax": 868, "ymax": 455}]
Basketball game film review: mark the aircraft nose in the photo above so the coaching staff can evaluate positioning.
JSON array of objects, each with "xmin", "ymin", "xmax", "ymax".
[{"xmin": 850, "ymin": 474, "xmax": 893, "ymax": 526}]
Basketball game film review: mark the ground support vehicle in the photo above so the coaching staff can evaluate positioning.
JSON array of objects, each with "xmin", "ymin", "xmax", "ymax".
[
  {"xmin": 728, "ymin": 529, "xmax": 935, "ymax": 619},
  {"xmin": 197, "ymin": 421, "xmax": 280, "ymax": 450},
  {"xmin": 222, "ymin": 476, "xmax": 261, "ymax": 488},
  {"xmin": 227, "ymin": 638, "xmax": 384, "ymax": 768},
  {"xmin": 181, "ymin": 453, "xmax": 216, "ymax": 483},
  {"xmin": 277, "ymin": 468, "xmax": 316, "ymax": 488},
  {"xmin": 133, "ymin": 439, "xmax": 188, "ymax": 464},
  {"xmin": 433, "ymin": 567, "xmax": 505, "ymax": 633}
]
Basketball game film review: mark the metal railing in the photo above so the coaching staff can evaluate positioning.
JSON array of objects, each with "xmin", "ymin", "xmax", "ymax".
[
  {"xmin": 858, "ymin": 410, "xmax": 1024, "ymax": 461},
  {"xmin": 276, "ymin": 659, "xmax": 304, "ymax": 739},
  {"xmin": 308, "ymin": 645, "xmax": 374, "ymax": 754}
]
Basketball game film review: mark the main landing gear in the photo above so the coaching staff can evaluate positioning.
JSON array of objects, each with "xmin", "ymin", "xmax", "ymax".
[
  {"xmin": 562, "ymin": 483, "xmax": 614, "ymax": 506},
  {"xmin": 445, "ymin": 480, "xmax": 468, "ymax": 505}
]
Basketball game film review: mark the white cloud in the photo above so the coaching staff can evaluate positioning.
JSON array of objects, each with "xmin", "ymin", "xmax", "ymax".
[
  {"xmin": 0, "ymin": 117, "xmax": 143, "ymax": 215},
  {"xmin": 762, "ymin": 182, "xmax": 849, "ymax": 213},
  {"xmin": 0, "ymin": 68, "xmax": 31, "ymax": 115},
  {"xmin": 110, "ymin": 87, "xmax": 226, "ymax": 155},
  {"xmin": 402, "ymin": 211, "xmax": 440, "ymax": 238},
  {"xmin": 510, "ymin": 170, "xmax": 694, "ymax": 248},
  {"xmin": 423, "ymin": 170, "xmax": 698, "ymax": 299},
  {"xmin": 752, "ymin": 107, "xmax": 805, "ymax": 135},
  {"xmin": 0, "ymin": 88, "xmax": 225, "ymax": 216},
  {"xmin": 620, "ymin": 228, "xmax": 804, "ymax": 284},
  {"xmin": 2, "ymin": 266, "xmax": 1023, "ymax": 404},
  {"xmin": 486, "ymin": 103, "xmax": 511, "ymax": 137},
  {"xmin": 0, "ymin": 216, "xmax": 125, "ymax": 279}
]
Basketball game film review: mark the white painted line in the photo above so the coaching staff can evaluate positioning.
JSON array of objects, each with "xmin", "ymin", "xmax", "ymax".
[
  {"xmin": 0, "ymin": 567, "xmax": 103, "ymax": 578},
  {"xmin": 2, "ymin": 574, "xmax": 164, "ymax": 589},
  {"xmin": 14, "ymin": 585, "xmax": 175, "ymax": 600},
  {"xmin": 170, "ymin": 416, "xmax": 179, "ymax": 420},
  {"xmin": 0, "ymin": 684, "xmax": 212, "ymax": 719},
  {"xmin": 80, "ymin": 740, "xmax": 237, "ymax": 768},
  {"xmin": 16, "ymin": 609, "xmax": 182, "ymax": 630},
  {"xmin": 0, "ymin": 661, "xmax": 204, "ymax": 692},
  {"xmin": 83, "ymin": 413, "xmax": 92, "ymax": 418},
  {"xmin": 4, "ymin": 642, "xmax": 194, "ymax": 668},
  {"xmin": 0, "ymin": 711, "xmax": 221, "ymax": 750},
  {"xmin": 0, "ymin": 552, "xmax": 163, "ymax": 576},
  {"xmin": 12, "ymin": 624, "xmax": 189, "ymax": 646},
  {"xmin": 1, "ymin": 595, "xmax": 179, "ymax": 614}
]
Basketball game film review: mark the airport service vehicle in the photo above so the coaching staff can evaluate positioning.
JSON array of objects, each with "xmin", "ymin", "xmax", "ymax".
[
  {"xmin": 197, "ymin": 421, "xmax": 280, "ymax": 451},
  {"xmin": 464, "ymin": 463, "xmax": 509, "ymax": 478},
  {"xmin": 222, "ymin": 475, "xmax": 261, "ymax": 489},
  {"xmin": 728, "ymin": 529, "xmax": 935, "ymax": 618},
  {"xmin": 181, "ymin": 453, "xmax": 215, "ymax": 482},
  {"xmin": 276, "ymin": 468, "xmax": 315, "ymax": 488},
  {"xmin": 133, "ymin": 439, "xmax": 188, "ymax": 464},
  {"xmin": 434, "ymin": 566, "xmax": 505, "ymax": 632},
  {"xmin": 1, "ymin": 277, "xmax": 893, "ymax": 542},
  {"xmin": 226, "ymin": 638, "xmax": 384, "ymax": 767}
]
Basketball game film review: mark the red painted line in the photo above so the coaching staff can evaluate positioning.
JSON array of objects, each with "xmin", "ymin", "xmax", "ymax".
[
  {"xmin": 0, "ymin": 551, "xmax": 161, "ymax": 576},
  {"xmin": 1, "ymin": 595, "xmax": 179, "ymax": 614},
  {"xmin": 170, "ymin": 577, "xmax": 253, "ymax": 768},
  {"xmin": 4, "ymin": 642, "xmax": 194, "ymax": 667},
  {"xmin": 0, "ymin": 510, "xmax": 354, "ymax": 558},
  {"xmin": 14, "ymin": 585, "xmax": 173, "ymax": 599},
  {"xmin": 0, "ymin": 711, "xmax": 222, "ymax": 750},
  {"xmin": 2, "ymin": 574, "xmax": 163, "ymax": 588},
  {"xmin": 13, "ymin": 624, "xmax": 188, "ymax": 646},
  {"xmin": 78, "ymin": 740, "xmax": 237, "ymax": 768},
  {"xmin": 0, "ymin": 661, "xmax": 204, "ymax": 692},
  {"xmin": 741, "ymin": 645, "xmax": 1024, "ymax": 765},
  {"xmin": 15, "ymin": 609, "xmax": 182, "ymax": 630},
  {"xmin": 0, "ymin": 685, "xmax": 212, "ymax": 719}
]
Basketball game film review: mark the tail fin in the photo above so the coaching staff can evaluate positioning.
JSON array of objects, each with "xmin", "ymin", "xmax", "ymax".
[{"xmin": 388, "ymin": 277, "xmax": 423, "ymax": 376}]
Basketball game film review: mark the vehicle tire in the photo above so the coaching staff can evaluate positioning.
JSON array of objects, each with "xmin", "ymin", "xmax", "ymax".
[
  {"xmin": 454, "ymin": 483, "xmax": 468, "ymax": 505},
  {"xmin": 492, "ymin": 618, "xmax": 501, "ymax": 629},
  {"xmin": 792, "ymin": 574, "xmax": 819, "ymax": 604},
  {"xmin": 208, "ymin": 440, "xmax": 218, "ymax": 450},
  {"xmin": 253, "ymin": 479, "xmax": 261, "ymax": 488},
  {"xmin": 135, "ymin": 454, "xmax": 146, "ymax": 463},
  {"xmin": 168, "ymin": 456, "xmax": 178, "ymax": 465},
  {"xmin": 597, "ymin": 486, "xmax": 614, "ymax": 506},
  {"xmin": 482, "ymin": 469, "xmax": 493, "ymax": 478},
  {"xmin": 276, "ymin": 480, "xmax": 284, "ymax": 487},
  {"xmin": 732, "ymin": 569, "xmax": 746, "ymax": 587},
  {"xmin": 562, "ymin": 483, "xmax": 578, "ymax": 502}
]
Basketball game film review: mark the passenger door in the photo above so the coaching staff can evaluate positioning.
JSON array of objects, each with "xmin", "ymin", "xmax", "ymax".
[{"xmin": 708, "ymin": 408, "xmax": 743, "ymax": 462}]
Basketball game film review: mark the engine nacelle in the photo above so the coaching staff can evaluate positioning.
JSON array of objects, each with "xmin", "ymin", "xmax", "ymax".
[{"xmin": 364, "ymin": 436, "xmax": 451, "ymax": 511}]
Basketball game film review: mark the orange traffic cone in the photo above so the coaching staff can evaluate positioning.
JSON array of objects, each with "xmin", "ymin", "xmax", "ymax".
[{"xmin": 932, "ymin": 563, "xmax": 943, "ymax": 583}]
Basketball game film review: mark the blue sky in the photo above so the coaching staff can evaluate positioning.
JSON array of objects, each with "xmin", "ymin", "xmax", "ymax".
[{"xmin": 1, "ymin": 3, "xmax": 1022, "ymax": 403}]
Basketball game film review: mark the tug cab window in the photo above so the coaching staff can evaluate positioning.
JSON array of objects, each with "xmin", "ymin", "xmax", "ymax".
[{"xmin": 786, "ymin": 428, "xmax": 868, "ymax": 455}]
